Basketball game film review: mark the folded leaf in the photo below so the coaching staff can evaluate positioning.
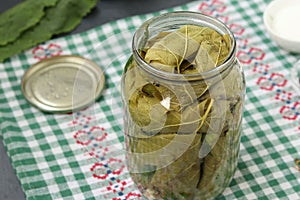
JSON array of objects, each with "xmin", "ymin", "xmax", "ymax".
[
  {"xmin": 129, "ymin": 133, "xmax": 202, "ymax": 199},
  {"xmin": 143, "ymin": 25, "xmax": 231, "ymax": 74},
  {"xmin": 145, "ymin": 25, "xmax": 201, "ymax": 73},
  {"xmin": 198, "ymin": 135, "xmax": 227, "ymax": 192}
]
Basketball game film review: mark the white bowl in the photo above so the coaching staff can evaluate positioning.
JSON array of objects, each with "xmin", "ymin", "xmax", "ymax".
[{"xmin": 263, "ymin": 0, "xmax": 300, "ymax": 53}]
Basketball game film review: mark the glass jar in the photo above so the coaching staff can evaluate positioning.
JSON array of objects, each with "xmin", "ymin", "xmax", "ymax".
[{"xmin": 121, "ymin": 11, "xmax": 245, "ymax": 200}]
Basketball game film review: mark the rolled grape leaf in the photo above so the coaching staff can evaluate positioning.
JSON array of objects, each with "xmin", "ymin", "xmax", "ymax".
[
  {"xmin": 145, "ymin": 31, "xmax": 171, "ymax": 49},
  {"xmin": 210, "ymin": 64, "xmax": 245, "ymax": 101},
  {"xmin": 198, "ymin": 135, "xmax": 227, "ymax": 192},
  {"xmin": 177, "ymin": 25, "xmax": 222, "ymax": 43},
  {"xmin": 143, "ymin": 25, "xmax": 231, "ymax": 74},
  {"xmin": 0, "ymin": 0, "xmax": 98, "ymax": 62},
  {"xmin": 144, "ymin": 25, "xmax": 202, "ymax": 73},
  {"xmin": 143, "ymin": 102, "xmax": 201, "ymax": 134},
  {"xmin": 128, "ymin": 80, "xmax": 208, "ymax": 134},
  {"xmin": 127, "ymin": 133, "xmax": 201, "ymax": 172},
  {"xmin": 192, "ymin": 40, "xmax": 222, "ymax": 73},
  {"xmin": 198, "ymin": 99, "xmax": 230, "ymax": 157},
  {"xmin": 0, "ymin": 0, "xmax": 58, "ymax": 46},
  {"xmin": 148, "ymin": 61, "xmax": 175, "ymax": 73},
  {"xmin": 147, "ymin": 133, "xmax": 202, "ymax": 199},
  {"xmin": 142, "ymin": 83, "xmax": 163, "ymax": 100},
  {"xmin": 128, "ymin": 133, "xmax": 202, "ymax": 161},
  {"xmin": 128, "ymin": 86, "xmax": 164, "ymax": 127},
  {"xmin": 197, "ymin": 97, "xmax": 241, "ymax": 192}
]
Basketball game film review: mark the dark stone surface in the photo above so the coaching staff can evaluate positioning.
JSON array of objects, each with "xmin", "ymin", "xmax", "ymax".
[{"xmin": 0, "ymin": 0, "xmax": 193, "ymax": 199}]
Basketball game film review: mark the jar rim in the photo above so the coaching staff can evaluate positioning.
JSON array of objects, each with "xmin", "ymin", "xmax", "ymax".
[{"xmin": 132, "ymin": 11, "xmax": 237, "ymax": 82}]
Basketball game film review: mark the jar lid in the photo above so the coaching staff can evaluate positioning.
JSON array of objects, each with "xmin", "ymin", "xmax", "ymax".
[{"xmin": 21, "ymin": 55, "xmax": 105, "ymax": 113}]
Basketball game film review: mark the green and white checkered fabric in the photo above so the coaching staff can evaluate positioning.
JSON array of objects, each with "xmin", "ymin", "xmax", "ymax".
[{"xmin": 1, "ymin": 0, "xmax": 300, "ymax": 199}]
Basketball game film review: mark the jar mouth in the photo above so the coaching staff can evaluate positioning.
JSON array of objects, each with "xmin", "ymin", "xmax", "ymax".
[{"xmin": 132, "ymin": 11, "xmax": 236, "ymax": 82}]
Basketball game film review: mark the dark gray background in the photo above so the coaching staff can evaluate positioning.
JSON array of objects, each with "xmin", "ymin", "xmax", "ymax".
[{"xmin": 0, "ymin": 0, "xmax": 194, "ymax": 199}]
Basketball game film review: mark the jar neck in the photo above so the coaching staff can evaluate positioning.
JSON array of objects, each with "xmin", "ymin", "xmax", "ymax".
[{"xmin": 132, "ymin": 11, "xmax": 237, "ymax": 82}]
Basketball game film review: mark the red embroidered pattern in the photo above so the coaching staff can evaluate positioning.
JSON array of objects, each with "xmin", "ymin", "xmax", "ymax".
[
  {"xmin": 70, "ymin": 110, "xmax": 141, "ymax": 200},
  {"xmin": 199, "ymin": 0, "xmax": 300, "ymax": 130},
  {"xmin": 32, "ymin": 43, "xmax": 62, "ymax": 60}
]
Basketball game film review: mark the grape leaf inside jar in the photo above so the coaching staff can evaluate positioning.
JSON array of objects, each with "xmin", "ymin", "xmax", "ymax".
[{"xmin": 123, "ymin": 23, "xmax": 244, "ymax": 199}]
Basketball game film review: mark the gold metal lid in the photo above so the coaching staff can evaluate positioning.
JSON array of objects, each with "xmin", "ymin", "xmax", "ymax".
[{"xmin": 21, "ymin": 55, "xmax": 105, "ymax": 113}]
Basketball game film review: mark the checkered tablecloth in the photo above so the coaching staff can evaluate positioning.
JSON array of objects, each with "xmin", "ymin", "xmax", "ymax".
[{"xmin": 1, "ymin": 0, "xmax": 300, "ymax": 199}]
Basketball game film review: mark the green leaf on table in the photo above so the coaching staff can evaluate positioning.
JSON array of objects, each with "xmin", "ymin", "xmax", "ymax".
[
  {"xmin": 0, "ymin": 0, "xmax": 98, "ymax": 62},
  {"xmin": 0, "ymin": 0, "xmax": 58, "ymax": 46}
]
